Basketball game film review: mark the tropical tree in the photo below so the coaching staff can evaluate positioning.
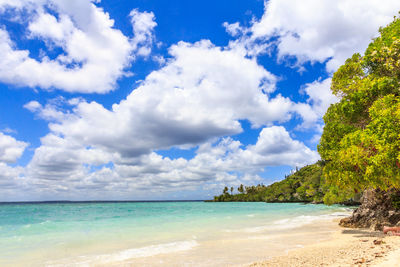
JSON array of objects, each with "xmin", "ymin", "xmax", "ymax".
[
  {"xmin": 238, "ymin": 184, "xmax": 244, "ymax": 193},
  {"xmin": 223, "ymin": 186, "xmax": 229, "ymax": 195},
  {"xmin": 318, "ymin": 16, "xmax": 400, "ymax": 203}
]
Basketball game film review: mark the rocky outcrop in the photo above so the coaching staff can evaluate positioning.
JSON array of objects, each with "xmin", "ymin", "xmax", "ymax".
[{"xmin": 339, "ymin": 189, "xmax": 400, "ymax": 230}]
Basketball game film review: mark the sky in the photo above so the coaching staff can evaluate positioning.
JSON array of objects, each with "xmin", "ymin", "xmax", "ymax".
[{"xmin": 0, "ymin": 0, "xmax": 399, "ymax": 201}]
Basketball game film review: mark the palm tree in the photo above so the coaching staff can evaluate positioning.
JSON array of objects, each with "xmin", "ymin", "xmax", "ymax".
[
  {"xmin": 223, "ymin": 186, "xmax": 229, "ymax": 195},
  {"xmin": 238, "ymin": 184, "xmax": 244, "ymax": 193}
]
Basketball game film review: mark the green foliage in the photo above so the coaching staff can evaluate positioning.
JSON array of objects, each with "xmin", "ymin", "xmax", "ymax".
[
  {"xmin": 211, "ymin": 162, "xmax": 350, "ymax": 203},
  {"xmin": 238, "ymin": 184, "xmax": 244, "ymax": 193},
  {"xmin": 223, "ymin": 186, "xmax": 229, "ymax": 194},
  {"xmin": 391, "ymin": 193, "xmax": 400, "ymax": 210},
  {"xmin": 318, "ymin": 16, "xmax": 400, "ymax": 200}
]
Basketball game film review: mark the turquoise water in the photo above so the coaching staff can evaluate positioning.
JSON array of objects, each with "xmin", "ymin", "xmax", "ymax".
[{"xmin": 0, "ymin": 202, "xmax": 351, "ymax": 266}]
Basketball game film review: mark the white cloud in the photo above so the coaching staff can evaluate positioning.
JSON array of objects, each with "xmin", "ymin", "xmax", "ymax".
[
  {"xmin": 0, "ymin": 132, "xmax": 28, "ymax": 198},
  {"xmin": 0, "ymin": 0, "xmax": 156, "ymax": 93},
  {"xmin": 28, "ymin": 12, "xmax": 74, "ymax": 44},
  {"xmin": 238, "ymin": 126, "xmax": 319, "ymax": 167},
  {"xmin": 1, "ymin": 1, "xmax": 371, "ymax": 199},
  {"xmin": 301, "ymin": 78, "xmax": 338, "ymax": 118},
  {"xmin": 17, "ymin": 27, "xmax": 328, "ymax": 199},
  {"xmin": 0, "ymin": 163, "xmax": 25, "ymax": 188},
  {"xmin": 246, "ymin": 0, "xmax": 400, "ymax": 71},
  {"xmin": 293, "ymin": 78, "xmax": 339, "ymax": 129},
  {"xmin": 222, "ymin": 22, "xmax": 243, "ymax": 37},
  {"xmin": 24, "ymin": 40, "xmax": 293, "ymax": 160},
  {"xmin": 24, "ymin": 99, "xmax": 70, "ymax": 121},
  {"xmin": 26, "ymin": 133, "xmax": 112, "ymax": 181},
  {"xmin": 21, "ymin": 125, "xmax": 317, "ymax": 199},
  {"xmin": 223, "ymin": 0, "xmax": 398, "ymax": 130},
  {"xmin": 0, "ymin": 132, "xmax": 28, "ymax": 164},
  {"xmin": 129, "ymin": 8, "xmax": 157, "ymax": 57}
]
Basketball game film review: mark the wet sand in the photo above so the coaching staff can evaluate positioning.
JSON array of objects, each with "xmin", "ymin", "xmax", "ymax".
[
  {"xmin": 47, "ymin": 216, "xmax": 345, "ymax": 266},
  {"xmin": 43, "ymin": 214, "xmax": 400, "ymax": 267}
]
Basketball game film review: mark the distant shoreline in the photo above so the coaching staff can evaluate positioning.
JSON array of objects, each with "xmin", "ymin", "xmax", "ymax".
[
  {"xmin": 0, "ymin": 200, "xmax": 206, "ymax": 205},
  {"xmin": 0, "ymin": 200, "xmax": 358, "ymax": 205}
]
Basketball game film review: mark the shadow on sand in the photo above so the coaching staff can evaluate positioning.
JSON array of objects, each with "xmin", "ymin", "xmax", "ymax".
[{"xmin": 341, "ymin": 229, "xmax": 385, "ymax": 238}]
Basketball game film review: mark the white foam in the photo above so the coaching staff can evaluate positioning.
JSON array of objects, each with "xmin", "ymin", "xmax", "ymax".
[
  {"xmin": 228, "ymin": 210, "xmax": 353, "ymax": 233},
  {"xmin": 242, "ymin": 225, "xmax": 271, "ymax": 233},
  {"xmin": 270, "ymin": 211, "xmax": 352, "ymax": 230},
  {"xmin": 329, "ymin": 211, "xmax": 352, "ymax": 217},
  {"xmin": 47, "ymin": 240, "xmax": 198, "ymax": 266},
  {"xmin": 98, "ymin": 240, "xmax": 198, "ymax": 261}
]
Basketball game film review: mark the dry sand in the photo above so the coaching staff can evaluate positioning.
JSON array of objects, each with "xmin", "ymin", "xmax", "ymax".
[{"xmin": 249, "ymin": 220, "xmax": 400, "ymax": 267}]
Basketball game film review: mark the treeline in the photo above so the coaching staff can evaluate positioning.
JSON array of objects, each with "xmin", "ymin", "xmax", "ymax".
[{"xmin": 210, "ymin": 161, "xmax": 359, "ymax": 204}]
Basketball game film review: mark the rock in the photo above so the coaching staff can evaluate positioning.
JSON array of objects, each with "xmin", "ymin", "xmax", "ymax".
[
  {"xmin": 339, "ymin": 217, "xmax": 356, "ymax": 228},
  {"xmin": 339, "ymin": 188, "xmax": 400, "ymax": 230}
]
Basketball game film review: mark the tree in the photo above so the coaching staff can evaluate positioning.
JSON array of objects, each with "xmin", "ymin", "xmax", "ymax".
[
  {"xmin": 230, "ymin": 186, "xmax": 234, "ymax": 195},
  {"xmin": 223, "ymin": 186, "xmax": 229, "ymax": 195},
  {"xmin": 318, "ymin": 16, "xmax": 400, "ymax": 203},
  {"xmin": 238, "ymin": 184, "xmax": 244, "ymax": 193}
]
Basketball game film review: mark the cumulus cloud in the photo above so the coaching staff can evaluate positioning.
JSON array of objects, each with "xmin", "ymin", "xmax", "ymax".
[
  {"xmin": 0, "ymin": 163, "xmax": 25, "ymax": 189},
  {"xmin": 25, "ymin": 40, "xmax": 294, "ymax": 160},
  {"xmin": 293, "ymin": 78, "xmax": 339, "ymax": 129},
  {"xmin": 2, "ymin": 0, "xmax": 372, "ymax": 199},
  {"xmin": 24, "ymin": 99, "xmax": 71, "ymax": 121},
  {"xmin": 0, "ymin": 132, "xmax": 28, "ymax": 164},
  {"xmin": 21, "ymin": 125, "xmax": 317, "ymax": 199},
  {"xmin": 237, "ymin": 126, "xmax": 319, "ymax": 167},
  {"xmin": 0, "ymin": 0, "xmax": 156, "ymax": 93},
  {"xmin": 17, "ymin": 39, "xmax": 317, "ymax": 197},
  {"xmin": 223, "ymin": 0, "xmax": 399, "ymax": 130},
  {"xmin": 232, "ymin": 0, "xmax": 400, "ymax": 72},
  {"xmin": 16, "ymin": 9, "xmax": 327, "ymax": 199},
  {"xmin": 26, "ymin": 134, "xmax": 112, "ymax": 181},
  {"xmin": 0, "ymin": 132, "xmax": 28, "ymax": 198},
  {"xmin": 301, "ymin": 78, "xmax": 338, "ymax": 118},
  {"xmin": 129, "ymin": 9, "xmax": 157, "ymax": 57}
]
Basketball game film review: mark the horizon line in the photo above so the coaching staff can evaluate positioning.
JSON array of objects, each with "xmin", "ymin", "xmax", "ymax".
[{"xmin": 0, "ymin": 200, "xmax": 209, "ymax": 204}]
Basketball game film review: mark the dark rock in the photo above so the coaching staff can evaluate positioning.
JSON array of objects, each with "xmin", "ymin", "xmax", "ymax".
[{"xmin": 339, "ymin": 188, "xmax": 400, "ymax": 230}]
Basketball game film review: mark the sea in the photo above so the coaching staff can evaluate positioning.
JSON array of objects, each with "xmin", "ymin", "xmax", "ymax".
[{"xmin": 0, "ymin": 201, "xmax": 353, "ymax": 266}]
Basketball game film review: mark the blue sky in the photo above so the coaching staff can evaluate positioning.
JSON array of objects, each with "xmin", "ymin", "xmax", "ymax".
[{"xmin": 0, "ymin": 0, "xmax": 399, "ymax": 201}]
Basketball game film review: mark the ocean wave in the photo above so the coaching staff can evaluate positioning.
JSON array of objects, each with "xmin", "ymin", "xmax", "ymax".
[
  {"xmin": 227, "ymin": 210, "xmax": 352, "ymax": 233},
  {"xmin": 270, "ymin": 212, "xmax": 351, "ymax": 231},
  {"xmin": 47, "ymin": 240, "xmax": 198, "ymax": 266}
]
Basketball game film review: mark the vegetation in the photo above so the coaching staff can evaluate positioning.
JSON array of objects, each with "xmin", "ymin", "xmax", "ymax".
[
  {"xmin": 318, "ymin": 16, "xmax": 400, "ymax": 204},
  {"xmin": 211, "ymin": 16, "xmax": 400, "ymax": 209},
  {"xmin": 210, "ymin": 161, "xmax": 354, "ymax": 203}
]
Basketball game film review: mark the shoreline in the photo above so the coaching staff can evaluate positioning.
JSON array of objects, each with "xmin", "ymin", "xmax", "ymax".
[
  {"xmin": 0, "ymin": 203, "xmax": 364, "ymax": 266},
  {"xmin": 39, "ymin": 210, "xmax": 353, "ymax": 266},
  {"xmin": 248, "ymin": 219, "xmax": 400, "ymax": 267}
]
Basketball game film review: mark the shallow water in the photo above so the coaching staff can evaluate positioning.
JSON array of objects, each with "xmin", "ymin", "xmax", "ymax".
[{"xmin": 0, "ymin": 201, "xmax": 352, "ymax": 266}]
